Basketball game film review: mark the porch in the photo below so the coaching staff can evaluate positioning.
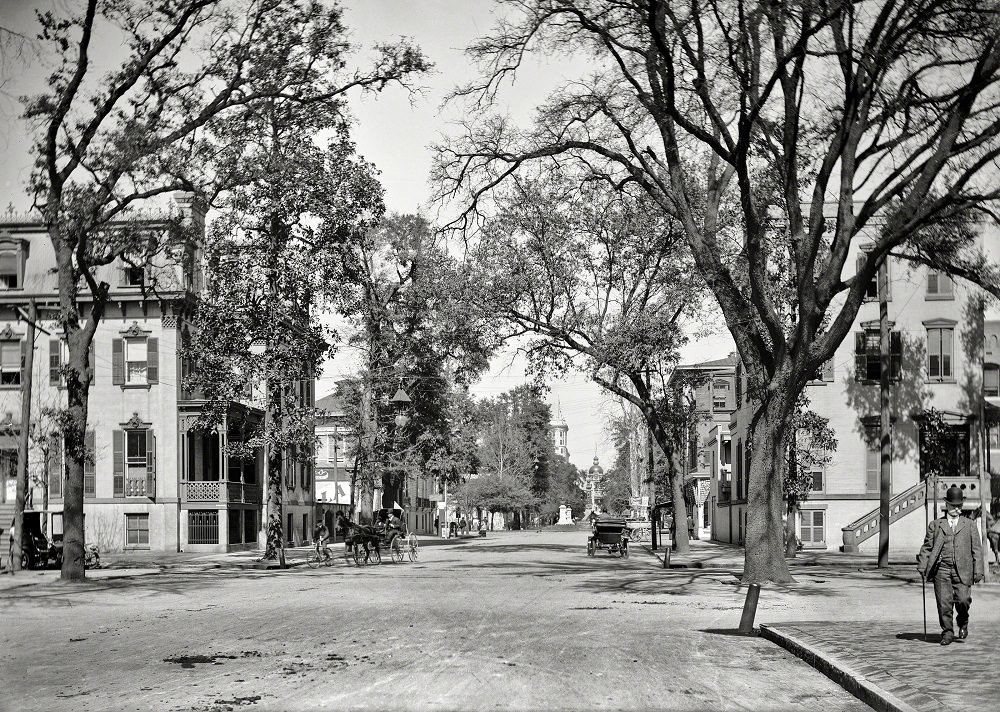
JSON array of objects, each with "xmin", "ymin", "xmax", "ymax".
[{"xmin": 178, "ymin": 402, "xmax": 264, "ymax": 552}]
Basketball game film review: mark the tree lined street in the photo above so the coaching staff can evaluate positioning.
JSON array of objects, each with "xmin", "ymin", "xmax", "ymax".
[{"xmin": 0, "ymin": 528, "xmax": 896, "ymax": 712}]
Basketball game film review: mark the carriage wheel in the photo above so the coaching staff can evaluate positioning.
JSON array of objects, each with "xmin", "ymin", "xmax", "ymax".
[
  {"xmin": 408, "ymin": 534, "xmax": 419, "ymax": 562},
  {"xmin": 390, "ymin": 538, "xmax": 404, "ymax": 563}
]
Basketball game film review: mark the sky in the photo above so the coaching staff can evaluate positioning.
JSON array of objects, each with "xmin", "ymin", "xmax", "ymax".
[{"xmin": 0, "ymin": 0, "xmax": 735, "ymax": 473}]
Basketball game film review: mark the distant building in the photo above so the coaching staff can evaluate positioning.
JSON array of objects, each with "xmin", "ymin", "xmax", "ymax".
[
  {"xmin": 313, "ymin": 389, "xmax": 438, "ymax": 535},
  {"xmin": 549, "ymin": 408, "xmax": 569, "ymax": 459},
  {"xmin": 667, "ymin": 355, "xmax": 738, "ymax": 539}
]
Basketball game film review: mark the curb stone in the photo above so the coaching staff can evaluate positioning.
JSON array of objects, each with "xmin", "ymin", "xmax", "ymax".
[{"xmin": 758, "ymin": 624, "xmax": 921, "ymax": 712}]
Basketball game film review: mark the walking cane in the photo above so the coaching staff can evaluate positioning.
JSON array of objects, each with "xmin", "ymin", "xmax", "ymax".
[{"xmin": 921, "ymin": 572, "xmax": 927, "ymax": 642}]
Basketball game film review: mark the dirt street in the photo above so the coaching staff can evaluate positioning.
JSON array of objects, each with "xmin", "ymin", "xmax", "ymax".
[{"xmin": 1, "ymin": 529, "xmax": 873, "ymax": 711}]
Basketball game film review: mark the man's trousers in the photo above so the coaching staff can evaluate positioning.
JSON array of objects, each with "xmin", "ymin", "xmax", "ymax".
[{"xmin": 933, "ymin": 561, "xmax": 971, "ymax": 633}]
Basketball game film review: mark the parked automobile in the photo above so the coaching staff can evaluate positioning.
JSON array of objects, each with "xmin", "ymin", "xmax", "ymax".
[{"xmin": 8, "ymin": 510, "xmax": 99, "ymax": 570}]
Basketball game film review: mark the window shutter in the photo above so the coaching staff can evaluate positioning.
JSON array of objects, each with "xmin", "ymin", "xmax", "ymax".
[
  {"xmin": 146, "ymin": 337, "xmax": 159, "ymax": 384},
  {"xmin": 146, "ymin": 430, "xmax": 156, "ymax": 498},
  {"xmin": 84, "ymin": 430, "xmax": 96, "ymax": 498},
  {"xmin": 113, "ymin": 429, "xmax": 124, "ymax": 497},
  {"xmin": 20, "ymin": 339, "xmax": 27, "ymax": 376},
  {"xmin": 890, "ymin": 331, "xmax": 903, "ymax": 380},
  {"xmin": 49, "ymin": 339, "xmax": 61, "ymax": 386},
  {"xmin": 823, "ymin": 360, "xmax": 835, "ymax": 382},
  {"xmin": 927, "ymin": 270, "xmax": 939, "ymax": 294},
  {"xmin": 112, "ymin": 338, "xmax": 124, "ymax": 385},
  {"xmin": 854, "ymin": 333, "xmax": 866, "ymax": 380},
  {"xmin": 88, "ymin": 342, "xmax": 95, "ymax": 379},
  {"xmin": 48, "ymin": 436, "xmax": 62, "ymax": 499}
]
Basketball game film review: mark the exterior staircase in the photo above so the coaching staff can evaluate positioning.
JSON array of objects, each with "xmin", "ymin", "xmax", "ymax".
[{"xmin": 840, "ymin": 481, "xmax": 925, "ymax": 553}]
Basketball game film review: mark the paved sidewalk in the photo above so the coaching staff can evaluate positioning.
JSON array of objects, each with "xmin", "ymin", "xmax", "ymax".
[{"xmin": 640, "ymin": 539, "xmax": 1000, "ymax": 712}]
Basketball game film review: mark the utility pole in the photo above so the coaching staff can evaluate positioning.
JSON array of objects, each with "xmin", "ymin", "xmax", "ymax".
[
  {"xmin": 12, "ymin": 300, "xmax": 37, "ymax": 573},
  {"xmin": 878, "ymin": 260, "xmax": 891, "ymax": 568},
  {"xmin": 646, "ymin": 367, "xmax": 657, "ymax": 550}
]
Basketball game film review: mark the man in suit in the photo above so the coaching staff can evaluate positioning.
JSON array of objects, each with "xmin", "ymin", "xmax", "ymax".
[{"xmin": 916, "ymin": 485, "xmax": 985, "ymax": 645}]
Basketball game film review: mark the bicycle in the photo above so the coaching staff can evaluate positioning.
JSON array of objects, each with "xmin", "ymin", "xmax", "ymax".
[{"xmin": 307, "ymin": 543, "xmax": 336, "ymax": 568}]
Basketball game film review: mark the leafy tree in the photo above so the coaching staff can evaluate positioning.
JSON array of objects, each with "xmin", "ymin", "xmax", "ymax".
[
  {"xmin": 334, "ymin": 214, "xmax": 495, "ymax": 522},
  {"xmin": 436, "ymin": 0, "xmax": 1000, "ymax": 582},
  {"xmin": 539, "ymin": 455, "xmax": 587, "ymax": 522},
  {"xmin": 783, "ymin": 399, "xmax": 838, "ymax": 557},
  {"xmin": 185, "ymin": 129, "xmax": 384, "ymax": 563},
  {"xmin": 22, "ymin": 0, "xmax": 429, "ymax": 580},
  {"xmin": 466, "ymin": 176, "xmax": 706, "ymax": 550}
]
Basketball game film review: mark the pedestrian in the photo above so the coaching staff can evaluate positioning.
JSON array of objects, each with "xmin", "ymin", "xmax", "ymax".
[
  {"xmin": 985, "ymin": 509, "xmax": 1000, "ymax": 565},
  {"xmin": 459, "ymin": 516, "xmax": 468, "ymax": 536},
  {"xmin": 434, "ymin": 516, "xmax": 440, "ymax": 535},
  {"xmin": 916, "ymin": 485, "xmax": 985, "ymax": 645}
]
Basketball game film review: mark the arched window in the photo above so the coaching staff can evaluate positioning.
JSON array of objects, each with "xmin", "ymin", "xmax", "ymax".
[{"xmin": 0, "ymin": 239, "xmax": 26, "ymax": 290}]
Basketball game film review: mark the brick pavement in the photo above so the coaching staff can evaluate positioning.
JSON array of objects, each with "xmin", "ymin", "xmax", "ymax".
[
  {"xmin": 762, "ymin": 620, "xmax": 999, "ymax": 712},
  {"xmin": 636, "ymin": 539, "xmax": 1000, "ymax": 712}
]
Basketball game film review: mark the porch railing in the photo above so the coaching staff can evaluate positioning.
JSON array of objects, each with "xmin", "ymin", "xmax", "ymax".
[{"xmin": 183, "ymin": 480, "xmax": 262, "ymax": 504}]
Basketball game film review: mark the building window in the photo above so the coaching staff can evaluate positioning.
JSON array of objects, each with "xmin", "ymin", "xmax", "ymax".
[
  {"xmin": 114, "ymin": 427, "xmax": 155, "ymax": 497},
  {"xmin": 0, "ymin": 340, "xmax": 23, "ymax": 386},
  {"xmin": 926, "ymin": 269, "xmax": 953, "ymax": 299},
  {"xmin": 857, "ymin": 252, "xmax": 889, "ymax": 301},
  {"xmin": 112, "ymin": 335, "xmax": 159, "ymax": 386},
  {"xmin": 126, "ymin": 338, "xmax": 147, "ymax": 383},
  {"xmin": 919, "ymin": 423, "xmax": 969, "ymax": 479},
  {"xmin": 810, "ymin": 360, "xmax": 835, "ymax": 383},
  {"xmin": 123, "ymin": 265, "xmax": 145, "ymax": 287},
  {"xmin": 188, "ymin": 510, "xmax": 219, "ymax": 544},
  {"xmin": 0, "ymin": 243, "xmax": 24, "ymax": 290},
  {"xmin": 854, "ymin": 330, "xmax": 901, "ymax": 381},
  {"xmin": 864, "ymin": 424, "xmax": 891, "ymax": 493},
  {"xmin": 808, "ymin": 469, "xmax": 824, "ymax": 493},
  {"xmin": 987, "ymin": 425, "xmax": 1000, "ymax": 449},
  {"xmin": 800, "ymin": 510, "xmax": 826, "ymax": 545},
  {"xmin": 926, "ymin": 327, "xmax": 954, "ymax": 381},
  {"xmin": 985, "ymin": 365, "xmax": 999, "ymax": 398},
  {"xmin": 125, "ymin": 513, "xmax": 149, "ymax": 546},
  {"xmin": 49, "ymin": 339, "xmax": 95, "ymax": 387}
]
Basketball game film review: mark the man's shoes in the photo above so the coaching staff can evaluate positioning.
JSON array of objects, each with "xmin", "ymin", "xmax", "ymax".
[
  {"xmin": 958, "ymin": 625, "xmax": 968, "ymax": 639},
  {"xmin": 941, "ymin": 630, "xmax": 955, "ymax": 646}
]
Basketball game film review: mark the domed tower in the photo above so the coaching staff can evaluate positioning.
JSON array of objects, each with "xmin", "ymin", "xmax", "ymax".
[
  {"xmin": 585, "ymin": 455, "xmax": 604, "ymax": 511},
  {"xmin": 549, "ymin": 402, "xmax": 569, "ymax": 458}
]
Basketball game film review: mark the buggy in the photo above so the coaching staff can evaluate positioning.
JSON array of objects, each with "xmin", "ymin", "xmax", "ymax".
[{"xmin": 587, "ymin": 517, "xmax": 629, "ymax": 558}]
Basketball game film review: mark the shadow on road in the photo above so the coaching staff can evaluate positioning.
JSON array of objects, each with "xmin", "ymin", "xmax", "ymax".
[{"xmin": 896, "ymin": 632, "xmax": 940, "ymax": 644}]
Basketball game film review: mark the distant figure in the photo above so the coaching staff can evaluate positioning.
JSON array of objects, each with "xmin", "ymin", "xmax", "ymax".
[
  {"xmin": 434, "ymin": 517, "xmax": 440, "ymax": 535},
  {"xmin": 917, "ymin": 486, "xmax": 984, "ymax": 646},
  {"xmin": 985, "ymin": 509, "xmax": 1000, "ymax": 564},
  {"xmin": 459, "ymin": 516, "xmax": 468, "ymax": 536}
]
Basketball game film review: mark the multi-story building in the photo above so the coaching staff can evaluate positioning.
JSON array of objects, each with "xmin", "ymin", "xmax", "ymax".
[
  {"xmin": 712, "ymin": 222, "xmax": 999, "ymax": 554},
  {"xmin": 668, "ymin": 355, "xmax": 737, "ymax": 540},
  {"xmin": 0, "ymin": 194, "xmax": 318, "ymax": 554}
]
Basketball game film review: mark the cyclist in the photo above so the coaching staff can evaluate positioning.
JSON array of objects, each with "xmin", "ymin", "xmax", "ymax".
[{"xmin": 313, "ymin": 520, "xmax": 331, "ymax": 562}]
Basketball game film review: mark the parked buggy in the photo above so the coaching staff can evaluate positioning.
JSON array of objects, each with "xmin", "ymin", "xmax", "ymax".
[{"xmin": 587, "ymin": 517, "xmax": 629, "ymax": 558}]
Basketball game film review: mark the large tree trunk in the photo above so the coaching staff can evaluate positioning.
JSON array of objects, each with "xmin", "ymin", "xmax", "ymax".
[
  {"xmin": 785, "ymin": 503, "xmax": 798, "ymax": 558},
  {"xmin": 671, "ymin": 470, "xmax": 689, "ymax": 554},
  {"xmin": 744, "ymin": 393, "xmax": 796, "ymax": 583},
  {"xmin": 55, "ymin": 230, "xmax": 101, "ymax": 582},
  {"xmin": 61, "ymin": 332, "xmax": 93, "ymax": 580}
]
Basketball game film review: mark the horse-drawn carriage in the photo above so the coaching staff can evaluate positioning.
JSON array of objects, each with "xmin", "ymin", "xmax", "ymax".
[
  {"xmin": 340, "ymin": 508, "xmax": 418, "ymax": 566},
  {"xmin": 587, "ymin": 516, "xmax": 629, "ymax": 558}
]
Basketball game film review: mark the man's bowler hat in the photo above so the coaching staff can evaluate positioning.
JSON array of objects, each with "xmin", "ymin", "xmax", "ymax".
[{"xmin": 944, "ymin": 485, "xmax": 966, "ymax": 507}]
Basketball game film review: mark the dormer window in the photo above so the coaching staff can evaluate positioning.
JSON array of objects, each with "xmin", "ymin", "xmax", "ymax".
[
  {"xmin": 0, "ymin": 240, "xmax": 27, "ymax": 290},
  {"xmin": 124, "ymin": 266, "xmax": 145, "ymax": 287}
]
